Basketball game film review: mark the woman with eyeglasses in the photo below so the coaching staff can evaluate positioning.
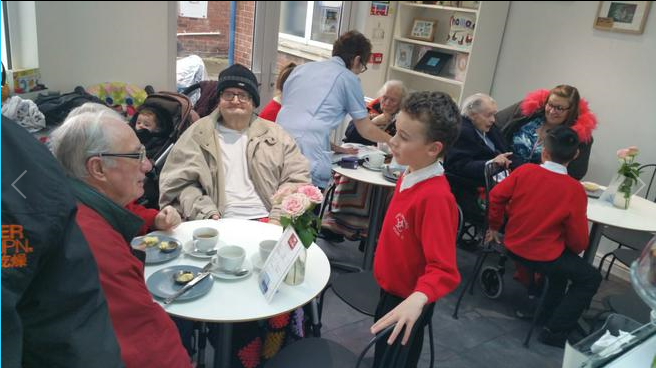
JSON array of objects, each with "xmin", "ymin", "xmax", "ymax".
[
  {"xmin": 276, "ymin": 30, "xmax": 392, "ymax": 189},
  {"xmin": 496, "ymin": 85, "xmax": 598, "ymax": 179}
]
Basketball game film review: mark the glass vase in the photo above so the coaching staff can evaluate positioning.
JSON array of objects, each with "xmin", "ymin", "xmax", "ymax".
[
  {"xmin": 600, "ymin": 174, "xmax": 645, "ymax": 210},
  {"xmin": 284, "ymin": 246, "xmax": 307, "ymax": 286}
]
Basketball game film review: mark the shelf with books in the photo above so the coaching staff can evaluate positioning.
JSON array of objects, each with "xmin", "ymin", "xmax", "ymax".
[
  {"xmin": 400, "ymin": 2, "xmax": 478, "ymax": 14},
  {"xmin": 389, "ymin": 65, "xmax": 463, "ymax": 86},
  {"xmin": 394, "ymin": 36, "xmax": 471, "ymax": 54}
]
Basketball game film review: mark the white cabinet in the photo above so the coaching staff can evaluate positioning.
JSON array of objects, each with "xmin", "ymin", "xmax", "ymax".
[{"xmin": 387, "ymin": 1, "xmax": 509, "ymax": 104}]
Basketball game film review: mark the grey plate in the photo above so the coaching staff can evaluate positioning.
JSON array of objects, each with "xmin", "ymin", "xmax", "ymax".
[
  {"xmin": 146, "ymin": 265, "xmax": 213, "ymax": 302},
  {"xmin": 131, "ymin": 234, "xmax": 182, "ymax": 264},
  {"xmin": 382, "ymin": 164, "xmax": 401, "ymax": 183}
]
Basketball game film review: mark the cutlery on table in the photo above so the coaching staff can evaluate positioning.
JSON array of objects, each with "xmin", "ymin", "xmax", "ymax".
[{"xmin": 164, "ymin": 262, "xmax": 213, "ymax": 305}]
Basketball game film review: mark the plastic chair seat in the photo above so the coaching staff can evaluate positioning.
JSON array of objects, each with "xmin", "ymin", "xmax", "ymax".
[
  {"xmin": 601, "ymin": 226, "xmax": 654, "ymax": 250},
  {"xmin": 331, "ymin": 271, "xmax": 379, "ymax": 316},
  {"xmin": 265, "ymin": 337, "xmax": 365, "ymax": 368}
]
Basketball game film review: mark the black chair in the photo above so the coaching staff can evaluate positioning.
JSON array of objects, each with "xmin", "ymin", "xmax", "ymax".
[
  {"xmin": 598, "ymin": 164, "xmax": 656, "ymax": 279},
  {"xmin": 452, "ymin": 162, "xmax": 549, "ymax": 347},
  {"xmin": 265, "ymin": 305, "xmax": 433, "ymax": 368}
]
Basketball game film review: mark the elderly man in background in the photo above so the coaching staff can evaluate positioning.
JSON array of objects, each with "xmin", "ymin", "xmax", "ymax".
[
  {"xmin": 50, "ymin": 111, "xmax": 191, "ymax": 368},
  {"xmin": 444, "ymin": 93, "xmax": 513, "ymax": 248},
  {"xmin": 159, "ymin": 64, "xmax": 310, "ymax": 224}
]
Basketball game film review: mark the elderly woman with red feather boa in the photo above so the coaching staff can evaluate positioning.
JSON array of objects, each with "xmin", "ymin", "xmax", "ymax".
[{"xmin": 496, "ymin": 85, "xmax": 597, "ymax": 179}]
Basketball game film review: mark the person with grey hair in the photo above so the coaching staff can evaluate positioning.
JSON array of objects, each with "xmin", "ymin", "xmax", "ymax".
[
  {"xmin": 444, "ymin": 93, "xmax": 513, "ymax": 249},
  {"xmin": 50, "ymin": 111, "xmax": 192, "ymax": 368}
]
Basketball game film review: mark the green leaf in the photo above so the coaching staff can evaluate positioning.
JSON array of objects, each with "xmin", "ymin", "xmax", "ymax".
[
  {"xmin": 296, "ymin": 226, "xmax": 315, "ymax": 249},
  {"xmin": 280, "ymin": 216, "xmax": 292, "ymax": 229}
]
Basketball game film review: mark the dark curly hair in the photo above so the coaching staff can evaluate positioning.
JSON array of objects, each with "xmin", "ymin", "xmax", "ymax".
[
  {"xmin": 402, "ymin": 91, "xmax": 461, "ymax": 157},
  {"xmin": 332, "ymin": 30, "xmax": 372, "ymax": 70}
]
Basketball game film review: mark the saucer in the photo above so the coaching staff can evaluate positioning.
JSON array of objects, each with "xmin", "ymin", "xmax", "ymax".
[
  {"xmin": 131, "ymin": 234, "xmax": 182, "ymax": 265},
  {"xmin": 183, "ymin": 240, "xmax": 227, "ymax": 258},
  {"xmin": 146, "ymin": 265, "xmax": 213, "ymax": 302},
  {"xmin": 211, "ymin": 259, "xmax": 252, "ymax": 280},
  {"xmin": 251, "ymin": 253, "xmax": 265, "ymax": 271},
  {"xmin": 362, "ymin": 162, "xmax": 383, "ymax": 171}
]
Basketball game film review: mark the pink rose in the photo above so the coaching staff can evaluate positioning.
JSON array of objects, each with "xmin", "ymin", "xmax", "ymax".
[
  {"xmin": 627, "ymin": 146, "xmax": 639, "ymax": 156},
  {"xmin": 281, "ymin": 193, "xmax": 311, "ymax": 218},
  {"xmin": 297, "ymin": 185, "xmax": 324, "ymax": 204},
  {"xmin": 617, "ymin": 148, "xmax": 629, "ymax": 159},
  {"xmin": 271, "ymin": 186, "xmax": 297, "ymax": 205}
]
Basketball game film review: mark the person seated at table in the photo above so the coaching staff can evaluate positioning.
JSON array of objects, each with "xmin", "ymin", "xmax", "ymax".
[
  {"xmin": 486, "ymin": 126, "xmax": 602, "ymax": 348},
  {"xmin": 321, "ymin": 80, "xmax": 407, "ymax": 242},
  {"xmin": 444, "ymin": 93, "xmax": 513, "ymax": 248},
  {"xmin": 159, "ymin": 64, "xmax": 311, "ymax": 224},
  {"xmin": 370, "ymin": 91, "xmax": 462, "ymax": 368},
  {"xmin": 495, "ymin": 84, "xmax": 597, "ymax": 180},
  {"xmin": 259, "ymin": 62, "xmax": 296, "ymax": 122},
  {"xmin": 49, "ymin": 110, "xmax": 192, "ymax": 367}
]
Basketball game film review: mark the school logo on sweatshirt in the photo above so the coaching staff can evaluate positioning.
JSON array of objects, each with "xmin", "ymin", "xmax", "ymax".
[{"xmin": 393, "ymin": 213, "xmax": 409, "ymax": 239}]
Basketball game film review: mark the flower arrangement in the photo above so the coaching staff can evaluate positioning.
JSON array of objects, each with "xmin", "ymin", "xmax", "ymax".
[
  {"xmin": 614, "ymin": 146, "xmax": 642, "ymax": 209},
  {"xmin": 272, "ymin": 184, "xmax": 324, "ymax": 248}
]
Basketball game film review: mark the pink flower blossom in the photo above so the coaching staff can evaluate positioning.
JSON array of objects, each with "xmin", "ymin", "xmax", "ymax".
[
  {"xmin": 297, "ymin": 185, "xmax": 323, "ymax": 204},
  {"xmin": 281, "ymin": 193, "xmax": 311, "ymax": 218},
  {"xmin": 271, "ymin": 186, "xmax": 297, "ymax": 205},
  {"xmin": 627, "ymin": 146, "xmax": 639, "ymax": 156},
  {"xmin": 617, "ymin": 148, "xmax": 629, "ymax": 159}
]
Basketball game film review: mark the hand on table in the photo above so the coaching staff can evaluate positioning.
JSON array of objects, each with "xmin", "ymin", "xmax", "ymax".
[
  {"xmin": 332, "ymin": 144, "xmax": 359, "ymax": 155},
  {"xmin": 210, "ymin": 214, "xmax": 220, "ymax": 220},
  {"xmin": 153, "ymin": 206, "xmax": 182, "ymax": 231},
  {"xmin": 370, "ymin": 291, "xmax": 427, "ymax": 345}
]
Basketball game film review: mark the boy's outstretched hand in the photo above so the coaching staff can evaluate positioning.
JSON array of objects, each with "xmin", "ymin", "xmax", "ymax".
[
  {"xmin": 370, "ymin": 291, "xmax": 428, "ymax": 346},
  {"xmin": 485, "ymin": 229, "xmax": 501, "ymax": 244}
]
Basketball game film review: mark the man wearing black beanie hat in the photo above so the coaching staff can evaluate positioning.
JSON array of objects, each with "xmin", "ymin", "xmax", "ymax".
[{"xmin": 160, "ymin": 63, "xmax": 310, "ymax": 226}]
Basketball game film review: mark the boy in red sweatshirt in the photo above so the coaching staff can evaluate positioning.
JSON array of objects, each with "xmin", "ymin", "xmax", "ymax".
[
  {"xmin": 371, "ymin": 91, "xmax": 461, "ymax": 367},
  {"xmin": 486, "ymin": 125, "xmax": 601, "ymax": 348}
]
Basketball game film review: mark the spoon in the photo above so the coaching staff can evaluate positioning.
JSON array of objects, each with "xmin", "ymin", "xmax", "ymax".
[
  {"xmin": 219, "ymin": 268, "xmax": 249, "ymax": 276},
  {"xmin": 204, "ymin": 249, "xmax": 217, "ymax": 256}
]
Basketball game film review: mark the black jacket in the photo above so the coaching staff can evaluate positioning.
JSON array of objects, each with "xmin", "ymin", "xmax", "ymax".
[
  {"xmin": 445, "ymin": 116, "xmax": 510, "ymax": 186},
  {"xmin": 1, "ymin": 117, "xmax": 124, "ymax": 368}
]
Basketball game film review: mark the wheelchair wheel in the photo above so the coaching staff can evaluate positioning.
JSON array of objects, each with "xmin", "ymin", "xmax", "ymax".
[{"xmin": 479, "ymin": 266, "xmax": 504, "ymax": 299}]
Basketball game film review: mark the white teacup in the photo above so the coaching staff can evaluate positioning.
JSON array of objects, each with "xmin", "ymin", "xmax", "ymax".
[
  {"xmin": 259, "ymin": 240, "xmax": 277, "ymax": 262},
  {"xmin": 213, "ymin": 245, "xmax": 245, "ymax": 272},
  {"xmin": 363, "ymin": 153, "xmax": 385, "ymax": 169},
  {"xmin": 193, "ymin": 227, "xmax": 219, "ymax": 252}
]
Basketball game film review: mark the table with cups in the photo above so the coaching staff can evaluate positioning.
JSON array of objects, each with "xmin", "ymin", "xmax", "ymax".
[
  {"xmin": 142, "ymin": 218, "xmax": 331, "ymax": 368},
  {"xmin": 332, "ymin": 150, "xmax": 396, "ymax": 270}
]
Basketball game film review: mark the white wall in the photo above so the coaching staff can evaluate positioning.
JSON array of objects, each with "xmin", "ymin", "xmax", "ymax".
[
  {"xmin": 5, "ymin": 1, "xmax": 39, "ymax": 69},
  {"xmin": 34, "ymin": 1, "xmax": 177, "ymax": 93},
  {"xmin": 491, "ymin": 1, "xmax": 656, "ymax": 272}
]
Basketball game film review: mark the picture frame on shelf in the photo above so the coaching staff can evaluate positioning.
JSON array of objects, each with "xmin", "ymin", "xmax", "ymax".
[
  {"xmin": 594, "ymin": 1, "xmax": 651, "ymax": 34},
  {"xmin": 413, "ymin": 50, "xmax": 453, "ymax": 76},
  {"xmin": 408, "ymin": 18, "xmax": 437, "ymax": 42},
  {"xmin": 396, "ymin": 43, "xmax": 415, "ymax": 69}
]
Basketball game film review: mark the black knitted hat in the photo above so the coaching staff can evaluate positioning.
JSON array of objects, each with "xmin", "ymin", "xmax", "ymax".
[{"xmin": 217, "ymin": 63, "xmax": 260, "ymax": 107}]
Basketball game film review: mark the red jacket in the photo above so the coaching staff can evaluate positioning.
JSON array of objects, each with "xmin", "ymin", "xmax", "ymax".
[
  {"xmin": 76, "ymin": 204, "xmax": 191, "ymax": 368},
  {"xmin": 125, "ymin": 201, "xmax": 157, "ymax": 235},
  {"xmin": 488, "ymin": 164, "xmax": 589, "ymax": 261},
  {"xmin": 259, "ymin": 99, "xmax": 282, "ymax": 122},
  {"xmin": 373, "ymin": 176, "xmax": 460, "ymax": 303}
]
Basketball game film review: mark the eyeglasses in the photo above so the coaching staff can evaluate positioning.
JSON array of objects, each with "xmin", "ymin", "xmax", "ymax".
[
  {"xmin": 220, "ymin": 91, "xmax": 252, "ymax": 103},
  {"xmin": 546, "ymin": 102, "xmax": 570, "ymax": 113},
  {"xmin": 96, "ymin": 146, "xmax": 147, "ymax": 163},
  {"xmin": 360, "ymin": 62, "xmax": 368, "ymax": 74}
]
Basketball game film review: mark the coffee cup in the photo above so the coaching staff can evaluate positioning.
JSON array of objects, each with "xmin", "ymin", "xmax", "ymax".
[
  {"xmin": 363, "ymin": 153, "xmax": 385, "ymax": 169},
  {"xmin": 213, "ymin": 245, "xmax": 245, "ymax": 272},
  {"xmin": 192, "ymin": 227, "xmax": 219, "ymax": 252},
  {"xmin": 259, "ymin": 240, "xmax": 277, "ymax": 262}
]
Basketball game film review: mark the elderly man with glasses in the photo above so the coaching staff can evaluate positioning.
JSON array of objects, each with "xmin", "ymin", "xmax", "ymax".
[
  {"xmin": 50, "ymin": 110, "xmax": 192, "ymax": 368},
  {"xmin": 159, "ymin": 63, "xmax": 310, "ymax": 224}
]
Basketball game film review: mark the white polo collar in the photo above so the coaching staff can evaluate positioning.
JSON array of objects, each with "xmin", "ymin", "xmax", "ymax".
[
  {"xmin": 540, "ymin": 161, "xmax": 568, "ymax": 175},
  {"xmin": 400, "ymin": 160, "xmax": 444, "ymax": 192}
]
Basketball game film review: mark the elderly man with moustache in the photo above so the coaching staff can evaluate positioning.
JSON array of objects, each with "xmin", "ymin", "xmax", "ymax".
[{"xmin": 50, "ymin": 110, "xmax": 192, "ymax": 368}]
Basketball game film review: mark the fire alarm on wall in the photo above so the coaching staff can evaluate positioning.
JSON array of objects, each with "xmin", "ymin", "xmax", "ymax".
[{"xmin": 371, "ymin": 53, "xmax": 383, "ymax": 64}]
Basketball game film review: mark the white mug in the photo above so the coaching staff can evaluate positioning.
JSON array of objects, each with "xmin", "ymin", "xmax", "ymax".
[
  {"xmin": 364, "ymin": 153, "xmax": 385, "ymax": 169},
  {"xmin": 213, "ymin": 245, "xmax": 245, "ymax": 272},
  {"xmin": 192, "ymin": 227, "xmax": 219, "ymax": 252},
  {"xmin": 259, "ymin": 240, "xmax": 277, "ymax": 262}
]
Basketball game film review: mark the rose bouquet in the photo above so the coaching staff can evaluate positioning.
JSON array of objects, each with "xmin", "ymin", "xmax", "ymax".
[
  {"xmin": 613, "ymin": 146, "xmax": 643, "ymax": 209},
  {"xmin": 272, "ymin": 184, "xmax": 324, "ymax": 248}
]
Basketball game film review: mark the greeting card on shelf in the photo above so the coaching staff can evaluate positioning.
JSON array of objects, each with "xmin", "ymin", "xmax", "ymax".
[
  {"xmin": 257, "ymin": 226, "xmax": 304, "ymax": 302},
  {"xmin": 448, "ymin": 53, "xmax": 469, "ymax": 82},
  {"xmin": 396, "ymin": 43, "xmax": 415, "ymax": 69},
  {"xmin": 447, "ymin": 12, "xmax": 476, "ymax": 50}
]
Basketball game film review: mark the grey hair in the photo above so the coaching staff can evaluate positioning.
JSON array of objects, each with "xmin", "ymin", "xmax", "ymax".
[
  {"xmin": 67, "ymin": 102, "xmax": 124, "ymax": 120},
  {"xmin": 378, "ymin": 80, "xmax": 408, "ymax": 100},
  {"xmin": 460, "ymin": 93, "xmax": 496, "ymax": 117},
  {"xmin": 50, "ymin": 110, "xmax": 120, "ymax": 179}
]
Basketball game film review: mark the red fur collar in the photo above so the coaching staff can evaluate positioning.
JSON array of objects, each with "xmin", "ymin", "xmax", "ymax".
[{"xmin": 519, "ymin": 89, "xmax": 597, "ymax": 143}]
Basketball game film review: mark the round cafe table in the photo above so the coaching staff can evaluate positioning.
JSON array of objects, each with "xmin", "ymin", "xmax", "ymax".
[
  {"xmin": 144, "ymin": 219, "xmax": 331, "ymax": 368},
  {"xmin": 585, "ymin": 194, "xmax": 656, "ymax": 264}
]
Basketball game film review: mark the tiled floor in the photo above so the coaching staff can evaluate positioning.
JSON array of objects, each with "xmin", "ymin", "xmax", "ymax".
[{"xmin": 314, "ymin": 237, "xmax": 638, "ymax": 368}]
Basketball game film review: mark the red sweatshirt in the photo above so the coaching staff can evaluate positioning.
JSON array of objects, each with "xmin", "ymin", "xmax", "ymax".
[
  {"xmin": 488, "ymin": 163, "xmax": 589, "ymax": 261},
  {"xmin": 125, "ymin": 201, "xmax": 157, "ymax": 235},
  {"xmin": 373, "ymin": 175, "xmax": 461, "ymax": 303}
]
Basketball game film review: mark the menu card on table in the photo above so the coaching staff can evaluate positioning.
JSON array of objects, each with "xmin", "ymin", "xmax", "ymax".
[{"xmin": 258, "ymin": 227, "xmax": 304, "ymax": 302}]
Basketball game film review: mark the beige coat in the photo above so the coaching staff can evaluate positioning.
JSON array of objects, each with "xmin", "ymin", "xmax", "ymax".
[{"xmin": 159, "ymin": 109, "xmax": 311, "ymax": 221}]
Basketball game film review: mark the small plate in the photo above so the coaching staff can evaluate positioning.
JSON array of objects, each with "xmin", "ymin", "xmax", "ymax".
[
  {"xmin": 131, "ymin": 234, "xmax": 182, "ymax": 265},
  {"xmin": 382, "ymin": 164, "xmax": 403, "ymax": 183},
  {"xmin": 146, "ymin": 265, "xmax": 213, "ymax": 302},
  {"xmin": 183, "ymin": 240, "xmax": 227, "ymax": 258},
  {"xmin": 211, "ymin": 259, "xmax": 253, "ymax": 280},
  {"xmin": 362, "ymin": 162, "xmax": 383, "ymax": 171},
  {"xmin": 251, "ymin": 253, "xmax": 265, "ymax": 271}
]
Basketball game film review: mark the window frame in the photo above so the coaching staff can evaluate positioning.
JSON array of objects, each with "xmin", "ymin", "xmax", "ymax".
[{"xmin": 278, "ymin": 1, "xmax": 343, "ymax": 51}]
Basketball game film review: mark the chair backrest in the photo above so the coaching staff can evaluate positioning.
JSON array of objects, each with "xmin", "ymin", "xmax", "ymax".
[
  {"xmin": 482, "ymin": 161, "xmax": 505, "ymax": 227},
  {"xmin": 639, "ymin": 164, "xmax": 656, "ymax": 202},
  {"xmin": 355, "ymin": 304, "xmax": 435, "ymax": 368}
]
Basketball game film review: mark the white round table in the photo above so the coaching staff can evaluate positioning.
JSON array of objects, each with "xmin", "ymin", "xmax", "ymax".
[
  {"xmin": 585, "ymin": 195, "xmax": 656, "ymax": 263},
  {"xmin": 332, "ymin": 165, "xmax": 396, "ymax": 270},
  {"xmin": 143, "ymin": 219, "xmax": 330, "ymax": 368}
]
